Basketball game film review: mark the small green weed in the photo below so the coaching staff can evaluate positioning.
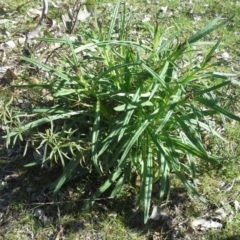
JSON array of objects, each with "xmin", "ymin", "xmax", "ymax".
[{"xmin": 1, "ymin": 0, "xmax": 240, "ymax": 225}]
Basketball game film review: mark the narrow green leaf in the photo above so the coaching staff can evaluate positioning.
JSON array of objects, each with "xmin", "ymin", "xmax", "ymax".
[
  {"xmin": 163, "ymin": 130, "xmax": 181, "ymax": 171},
  {"xmin": 92, "ymin": 99, "xmax": 102, "ymax": 173},
  {"xmin": 175, "ymin": 171, "xmax": 208, "ymax": 203},
  {"xmin": 96, "ymin": 62, "xmax": 141, "ymax": 81},
  {"xmin": 190, "ymin": 119, "xmax": 227, "ymax": 142},
  {"xmin": 142, "ymin": 62, "xmax": 167, "ymax": 89},
  {"xmin": 101, "ymin": 134, "xmax": 132, "ymax": 172},
  {"xmin": 21, "ymin": 57, "xmax": 71, "ymax": 81},
  {"xmin": 159, "ymin": 154, "xmax": 170, "ymax": 201},
  {"xmin": 211, "ymin": 72, "xmax": 237, "ymax": 79},
  {"xmin": 173, "ymin": 138, "xmax": 223, "ymax": 164},
  {"xmin": 188, "ymin": 15, "xmax": 234, "ymax": 44},
  {"xmin": 32, "ymin": 108, "xmax": 77, "ymax": 114},
  {"xmin": 196, "ymin": 97, "xmax": 240, "ymax": 122},
  {"xmin": 108, "ymin": 0, "xmax": 121, "ymax": 40},
  {"xmin": 10, "ymin": 84, "xmax": 53, "ymax": 89},
  {"xmin": 164, "ymin": 61, "xmax": 175, "ymax": 83},
  {"xmin": 146, "ymin": 129, "xmax": 171, "ymax": 202},
  {"xmin": 24, "ymin": 162, "xmax": 41, "ymax": 167},
  {"xmin": 143, "ymin": 147, "xmax": 153, "ymax": 223},
  {"xmin": 66, "ymin": 36, "xmax": 78, "ymax": 66},
  {"xmin": 84, "ymin": 168, "xmax": 123, "ymax": 210},
  {"xmin": 33, "ymin": 37, "xmax": 68, "ymax": 43},
  {"xmin": 3, "ymin": 111, "xmax": 83, "ymax": 138},
  {"xmin": 111, "ymin": 163, "xmax": 130, "ymax": 197},
  {"xmin": 54, "ymin": 89, "xmax": 76, "ymax": 97},
  {"xmin": 203, "ymin": 38, "xmax": 222, "ymax": 65},
  {"xmin": 179, "ymin": 131, "xmax": 197, "ymax": 185},
  {"xmin": 97, "ymin": 115, "xmax": 125, "ymax": 157},
  {"xmin": 156, "ymin": 102, "xmax": 177, "ymax": 134},
  {"xmin": 114, "ymin": 100, "xmax": 153, "ymax": 111},
  {"xmin": 118, "ymin": 88, "xmax": 141, "ymax": 141},
  {"xmin": 175, "ymin": 115, "xmax": 207, "ymax": 154},
  {"xmin": 48, "ymin": 158, "xmax": 81, "ymax": 193},
  {"xmin": 199, "ymin": 80, "xmax": 231, "ymax": 94},
  {"xmin": 74, "ymin": 40, "xmax": 152, "ymax": 54},
  {"xmin": 158, "ymin": 32, "xmax": 178, "ymax": 53},
  {"xmin": 118, "ymin": 108, "xmax": 159, "ymax": 165}
]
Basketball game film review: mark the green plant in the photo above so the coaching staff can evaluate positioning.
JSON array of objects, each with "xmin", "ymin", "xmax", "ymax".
[{"xmin": 2, "ymin": 0, "xmax": 239, "ymax": 223}]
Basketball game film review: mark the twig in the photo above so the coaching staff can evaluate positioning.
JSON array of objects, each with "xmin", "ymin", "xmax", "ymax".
[
  {"xmin": 44, "ymin": 44, "xmax": 64, "ymax": 64},
  {"xmin": 70, "ymin": 0, "xmax": 83, "ymax": 34},
  {"xmin": 22, "ymin": 196, "xmax": 114, "ymax": 206},
  {"xmin": 72, "ymin": 0, "xmax": 81, "ymax": 14},
  {"xmin": 55, "ymin": 226, "xmax": 64, "ymax": 240},
  {"xmin": 25, "ymin": 0, "xmax": 49, "ymax": 47}
]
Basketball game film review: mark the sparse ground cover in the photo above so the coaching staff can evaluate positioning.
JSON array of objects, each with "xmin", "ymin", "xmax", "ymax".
[{"xmin": 0, "ymin": 0, "xmax": 240, "ymax": 239}]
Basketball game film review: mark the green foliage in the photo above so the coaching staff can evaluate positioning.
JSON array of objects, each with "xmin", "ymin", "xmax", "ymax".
[{"xmin": 1, "ymin": 1, "xmax": 239, "ymax": 223}]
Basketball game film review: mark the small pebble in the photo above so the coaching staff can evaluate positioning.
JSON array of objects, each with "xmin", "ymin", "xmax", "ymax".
[{"xmin": 34, "ymin": 208, "xmax": 45, "ymax": 218}]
